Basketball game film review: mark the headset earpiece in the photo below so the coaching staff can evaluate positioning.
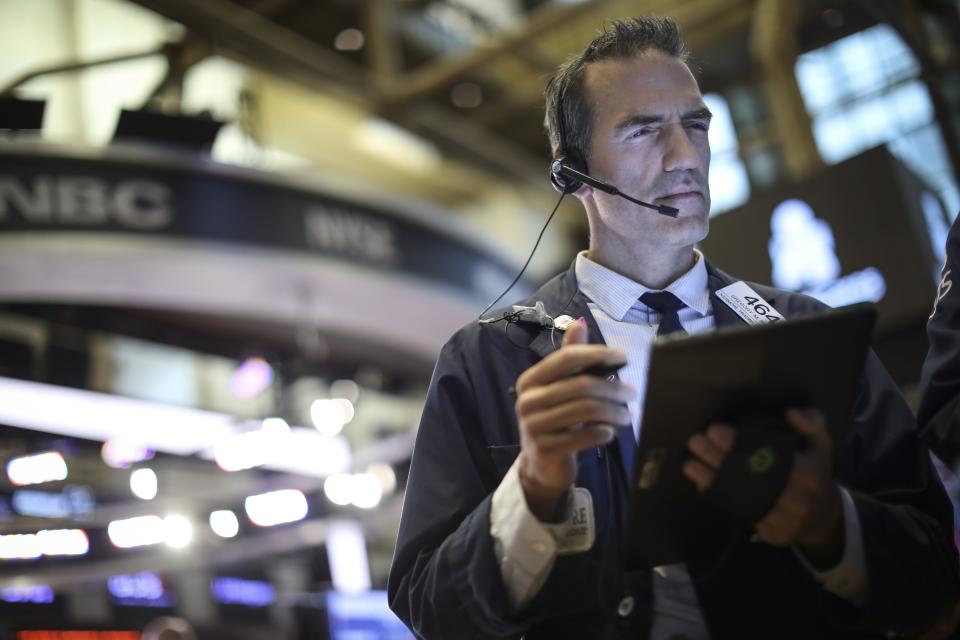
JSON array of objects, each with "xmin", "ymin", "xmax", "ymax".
[{"xmin": 550, "ymin": 153, "xmax": 587, "ymax": 194}]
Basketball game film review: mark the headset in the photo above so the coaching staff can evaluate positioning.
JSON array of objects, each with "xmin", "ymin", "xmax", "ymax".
[
  {"xmin": 477, "ymin": 71, "xmax": 680, "ymax": 322},
  {"xmin": 548, "ymin": 78, "xmax": 678, "ymax": 217}
]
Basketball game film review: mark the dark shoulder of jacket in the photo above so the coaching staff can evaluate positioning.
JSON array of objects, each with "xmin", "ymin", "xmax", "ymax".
[
  {"xmin": 705, "ymin": 261, "xmax": 831, "ymax": 318},
  {"xmin": 746, "ymin": 280, "xmax": 831, "ymax": 318}
]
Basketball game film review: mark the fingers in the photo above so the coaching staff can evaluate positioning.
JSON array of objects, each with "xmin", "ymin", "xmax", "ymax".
[
  {"xmin": 517, "ymin": 345, "xmax": 626, "ymax": 392},
  {"xmin": 524, "ymin": 397, "xmax": 632, "ymax": 435},
  {"xmin": 682, "ymin": 459, "xmax": 715, "ymax": 491},
  {"xmin": 562, "ymin": 316, "xmax": 588, "ymax": 346},
  {"xmin": 785, "ymin": 408, "xmax": 831, "ymax": 453},
  {"xmin": 517, "ymin": 375, "xmax": 636, "ymax": 416},
  {"xmin": 687, "ymin": 425, "xmax": 735, "ymax": 468},
  {"xmin": 535, "ymin": 423, "xmax": 617, "ymax": 456},
  {"xmin": 753, "ymin": 452, "xmax": 841, "ymax": 548},
  {"xmin": 683, "ymin": 424, "xmax": 735, "ymax": 491}
]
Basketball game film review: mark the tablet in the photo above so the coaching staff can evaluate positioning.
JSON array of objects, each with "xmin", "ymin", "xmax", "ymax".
[{"xmin": 622, "ymin": 302, "xmax": 877, "ymax": 569}]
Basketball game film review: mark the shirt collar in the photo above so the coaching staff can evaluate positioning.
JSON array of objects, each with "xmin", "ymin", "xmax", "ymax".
[{"xmin": 574, "ymin": 249, "xmax": 711, "ymax": 321}]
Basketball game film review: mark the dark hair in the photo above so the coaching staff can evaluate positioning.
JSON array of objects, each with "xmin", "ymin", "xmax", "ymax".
[{"xmin": 544, "ymin": 17, "xmax": 689, "ymax": 162}]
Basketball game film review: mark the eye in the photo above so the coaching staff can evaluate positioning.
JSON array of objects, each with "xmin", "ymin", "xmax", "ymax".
[
  {"xmin": 686, "ymin": 121, "xmax": 710, "ymax": 132},
  {"xmin": 629, "ymin": 127, "xmax": 655, "ymax": 139}
]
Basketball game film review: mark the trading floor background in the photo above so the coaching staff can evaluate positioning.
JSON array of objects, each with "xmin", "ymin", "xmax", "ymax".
[{"xmin": 0, "ymin": 0, "xmax": 958, "ymax": 638}]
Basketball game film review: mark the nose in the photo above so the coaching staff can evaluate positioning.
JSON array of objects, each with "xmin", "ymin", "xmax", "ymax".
[{"xmin": 662, "ymin": 123, "xmax": 701, "ymax": 173}]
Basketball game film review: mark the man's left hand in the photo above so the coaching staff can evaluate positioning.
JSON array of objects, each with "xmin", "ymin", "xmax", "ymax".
[{"xmin": 682, "ymin": 408, "xmax": 845, "ymax": 568}]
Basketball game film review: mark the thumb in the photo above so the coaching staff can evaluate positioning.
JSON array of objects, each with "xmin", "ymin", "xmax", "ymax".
[{"xmin": 562, "ymin": 316, "xmax": 589, "ymax": 347}]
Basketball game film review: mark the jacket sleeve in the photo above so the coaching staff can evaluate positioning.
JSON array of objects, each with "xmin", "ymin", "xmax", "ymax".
[
  {"xmin": 387, "ymin": 331, "xmax": 538, "ymax": 639},
  {"xmin": 838, "ymin": 350, "xmax": 960, "ymax": 635},
  {"xmin": 918, "ymin": 213, "xmax": 960, "ymax": 466}
]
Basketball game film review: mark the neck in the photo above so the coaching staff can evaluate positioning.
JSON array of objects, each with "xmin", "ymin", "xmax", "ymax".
[{"xmin": 586, "ymin": 234, "xmax": 697, "ymax": 290}]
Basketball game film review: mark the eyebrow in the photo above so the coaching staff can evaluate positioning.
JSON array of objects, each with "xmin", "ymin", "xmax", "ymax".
[{"xmin": 613, "ymin": 107, "xmax": 713, "ymax": 133}]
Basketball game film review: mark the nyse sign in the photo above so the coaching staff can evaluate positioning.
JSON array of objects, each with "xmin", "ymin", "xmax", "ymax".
[
  {"xmin": 0, "ymin": 175, "xmax": 173, "ymax": 229},
  {"xmin": 0, "ymin": 150, "xmax": 518, "ymax": 299},
  {"xmin": 304, "ymin": 205, "xmax": 399, "ymax": 265}
]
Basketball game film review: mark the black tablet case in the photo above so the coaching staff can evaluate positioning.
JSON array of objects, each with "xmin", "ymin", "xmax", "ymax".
[{"xmin": 622, "ymin": 303, "xmax": 877, "ymax": 569}]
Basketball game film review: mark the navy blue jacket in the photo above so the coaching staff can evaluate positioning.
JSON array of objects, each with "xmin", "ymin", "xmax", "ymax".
[
  {"xmin": 919, "ymin": 214, "xmax": 960, "ymax": 466},
  {"xmin": 389, "ymin": 261, "xmax": 959, "ymax": 639}
]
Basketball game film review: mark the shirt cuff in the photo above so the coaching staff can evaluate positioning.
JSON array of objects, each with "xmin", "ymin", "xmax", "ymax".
[
  {"xmin": 793, "ymin": 487, "xmax": 869, "ymax": 606},
  {"xmin": 490, "ymin": 458, "xmax": 595, "ymax": 610}
]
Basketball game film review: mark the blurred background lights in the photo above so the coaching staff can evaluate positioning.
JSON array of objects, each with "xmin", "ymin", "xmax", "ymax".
[
  {"xmin": 108, "ymin": 572, "xmax": 162, "ymax": 599},
  {"xmin": 311, "ymin": 398, "xmax": 352, "ymax": 436},
  {"xmin": 350, "ymin": 473, "xmax": 383, "ymax": 509},
  {"xmin": 330, "ymin": 379, "xmax": 361, "ymax": 403},
  {"xmin": 211, "ymin": 577, "xmax": 276, "ymax": 607},
  {"xmin": 130, "ymin": 468, "xmax": 158, "ymax": 500},
  {"xmin": 323, "ymin": 471, "xmax": 386, "ymax": 509},
  {"xmin": 108, "ymin": 515, "xmax": 165, "ymax": 549},
  {"xmin": 162, "ymin": 514, "xmax": 194, "ymax": 549},
  {"xmin": 229, "ymin": 357, "xmax": 274, "ymax": 399},
  {"xmin": 451, "ymin": 82, "xmax": 483, "ymax": 108},
  {"xmin": 36, "ymin": 529, "xmax": 89, "ymax": 556},
  {"xmin": 244, "ymin": 489, "xmax": 308, "ymax": 527},
  {"xmin": 0, "ymin": 529, "xmax": 88, "ymax": 560},
  {"xmin": 367, "ymin": 463, "xmax": 397, "ymax": 495},
  {"xmin": 323, "ymin": 473, "xmax": 354, "ymax": 507},
  {"xmin": 101, "ymin": 439, "xmax": 154, "ymax": 469},
  {"xmin": 213, "ymin": 423, "xmax": 289, "ymax": 472},
  {"xmin": 1, "ymin": 585, "xmax": 54, "ymax": 604},
  {"xmin": 7, "ymin": 451, "xmax": 68, "ymax": 486},
  {"xmin": 209, "ymin": 509, "xmax": 239, "ymax": 538},
  {"xmin": 0, "ymin": 534, "xmax": 41, "ymax": 560},
  {"xmin": 334, "ymin": 28, "xmax": 364, "ymax": 51},
  {"xmin": 260, "ymin": 417, "xmax": 290, "ymax": 435}
]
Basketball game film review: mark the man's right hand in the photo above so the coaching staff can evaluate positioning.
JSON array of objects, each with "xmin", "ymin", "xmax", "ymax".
[{"xmin": 514, "ymin": 317, "xmax": 635, "ymax": 521}]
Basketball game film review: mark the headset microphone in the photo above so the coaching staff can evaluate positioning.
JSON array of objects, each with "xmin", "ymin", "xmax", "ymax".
[{"xmin": 550, "ymin": 157, "xmax": 679, "ymax": 218}]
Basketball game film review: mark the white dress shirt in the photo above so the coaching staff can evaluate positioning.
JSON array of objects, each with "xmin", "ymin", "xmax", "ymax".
[{"xmin": 490, "ymin": 250, "xmax": 869, "ymax": 638}]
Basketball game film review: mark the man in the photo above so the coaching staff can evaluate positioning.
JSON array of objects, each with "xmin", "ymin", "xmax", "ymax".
[
  {"xmin": 919, "ymin": 212, "xmax": 960, "ymax": 467},
  {"xmin": 389, "ymin": 17, "xmax": 959, "ymax": 639}
]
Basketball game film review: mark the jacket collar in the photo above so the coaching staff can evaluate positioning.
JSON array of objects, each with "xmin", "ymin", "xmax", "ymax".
[{"xmin": 526, "ymin": 257, "xmax": 755, "ymax": 360}]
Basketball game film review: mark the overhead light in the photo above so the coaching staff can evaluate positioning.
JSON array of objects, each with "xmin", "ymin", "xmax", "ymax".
[
  {"xmin": 310, "ymin": 399, "xmax": 350, "ymax": 436},
  {"xmin": 108, "ymin": 516, "xmax": 165, "ymax": 549},
  {"xmin": 352, "ymin": 118, "xmax": 441, "ymax": 173},
  {"xmin": 7, "ymin": 452, "xmax": 68, "ymax": 487},
  {"xmin": 323, "ymin": 473, "xmax": 353, "ymax": 507},
  {"xmin": 330, "ymin": 379, "xmax": 360, "ymax": 404},
  {"xmin": 107, "ymin": 572, "xmax": 174, "ymax": 607},
  {"xmin": 326, "ymin": 521, "xmax": 371, "ymax": 594},
  {"xmin": 334, "ymin": 28, "xmax": 365, "ymax": 51},
  {"xmin": 130, "ymin": 468, "xmax": 158, "ymax": 501},
  {"xmin": 1, "ymin": 584, "xmax": 54, "ymax": 603},
  {"xmin": 323, "ymin": 472, "xmax": 383, "ymax": 509},
  {"xmin": 101, "ymin": 439, "xmax": 154, "ymax": 469},
  {"xmin": 209, "ymin": 510, "xmax": 239, "ymax": 539},
  {"xmin": 229, "ymin": 357, "xmax": 274, "ymax": 399},
  {"xmin": 451, "ymin": 82, "xmax": 483, "ymax": 108},
  {"xmin": 0, "ymin": 377, "xmax": 236, "ymax": 456},
  {"xmin": 366, "ymin": 463, "xmax": 397, "ymax": 495},
  {"xmin": 350, "ymin": 473, "xmax": 382, "ymax": 509},
  {"xmin": 0, "ymin": 529, "xmax": 88, "ymax": 560},
  {"xmin": 211, "ymin": 578, "xmax": 276, "ymax": 607},
  {"xmin": 12, "ymin": 487, "xmax": 94, "ymax": 519},
  {"xmin": 0, "ymin": 377, "xmax": 350, "ymax": 477},
  {"xmin": 244, "ymin": 490, "xmax": 308, "ymax": 527},
  {"xmin": 162, "ymin": 514, "xmax": 193, "ymax": 549}
]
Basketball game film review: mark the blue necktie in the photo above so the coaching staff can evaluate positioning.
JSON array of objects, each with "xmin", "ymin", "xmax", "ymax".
[{"xmin": 640, "ymin": 291, "xmax": 687, "ymax": 336}]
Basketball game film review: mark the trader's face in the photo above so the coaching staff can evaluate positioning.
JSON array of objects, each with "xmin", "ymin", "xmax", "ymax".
[{"xmin": 579, "ymin": 51, "xmax": 712, "ymax": 247}]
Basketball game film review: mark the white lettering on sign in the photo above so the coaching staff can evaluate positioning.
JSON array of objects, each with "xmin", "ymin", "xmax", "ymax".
[
  {"xmin": 304, "ymin": 205, "xmax": 399, "ymax": 265},
  {"xmin": 0, "ymin": 176, "xmax": 173, "ymax": 229}
]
